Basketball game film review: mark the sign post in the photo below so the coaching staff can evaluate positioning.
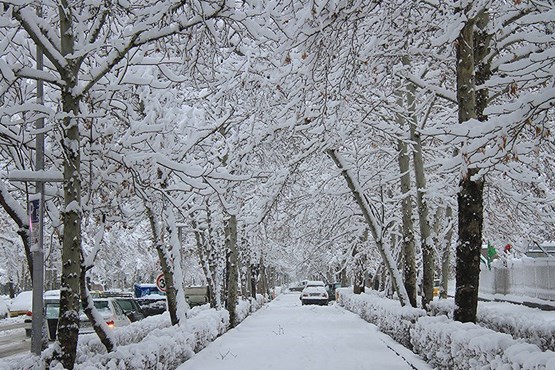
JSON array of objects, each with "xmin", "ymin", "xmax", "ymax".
[{"xmin": 8, "ymin": 171, "xmax": 63, "ymax": 355}]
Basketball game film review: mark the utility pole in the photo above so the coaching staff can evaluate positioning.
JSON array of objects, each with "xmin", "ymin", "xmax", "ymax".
[{"xmin": 30, "ymin": 14, "xmax": 46, "ymax": 353}]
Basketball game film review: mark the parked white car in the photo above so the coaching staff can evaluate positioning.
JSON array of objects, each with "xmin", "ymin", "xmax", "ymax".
[
  {"xmin": 300, "ymin": 281, "xmax": 329, "ymax": 306},
  {"xmin": 9, "ymin": 291, "xmax": 33, "ymax": 317},
  {"xmin": 80, "ymin": 298, "xmax": 131, "ymax": 334}
]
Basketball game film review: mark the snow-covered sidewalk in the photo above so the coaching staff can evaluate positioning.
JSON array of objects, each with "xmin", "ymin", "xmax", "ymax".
[{"xmin": 177, "ymin": 292, "xmax": 431, "ymax": 370}]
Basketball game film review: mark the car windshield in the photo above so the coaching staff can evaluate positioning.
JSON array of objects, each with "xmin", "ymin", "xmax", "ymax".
[
  {"xmin": 306, "ymin": 281, "xmax": 325, "ymax": 287},
  {"xmin": 93, "ymin": 301, "xmax": 110, "ymax": 312},
  {"xmin": 45, "ymin": 303, "xmax": 60, "ymax": 319},
  {"xmin": 116, "ymin": 299, "xmax": 134, "ymax": 312}
]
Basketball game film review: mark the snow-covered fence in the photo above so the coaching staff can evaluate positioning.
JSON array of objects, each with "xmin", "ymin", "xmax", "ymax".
[
  {"xmin": 412, "ymin": 316, "xmax": 555, "ymax": 370},
  {"xmin": 429, "ymin": 298, "xmax": 555, "ymax": 352},
  {"xmin": 336, "ymin": 288, "xmax": 426, "ymax": 348},
  {"xmin": 480, "ymin": 257, "xmax": 555, "ymax": 301}
]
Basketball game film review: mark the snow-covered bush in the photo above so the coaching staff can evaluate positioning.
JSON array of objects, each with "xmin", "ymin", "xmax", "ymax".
[
  {"xmin": 76, "ymin": 308, "xmax": 229, "ymax": 370},
  {"xmin": 336, "ymin": 288, "xmax": 426, "ymax": 348},
  {"xmin": 411, "ymin": 316, "xmax": 555, "ymax": 370},
  {"xmin": 1, "ymin": 297, "xmax": 269, "ymax": 370},
  {"xmin": 232, "ymin": 294, "xmax": 267, "ymax": 325},
  {"xmin": 428, "ymin": 298, "xmax": 555, "ymax": 352}
]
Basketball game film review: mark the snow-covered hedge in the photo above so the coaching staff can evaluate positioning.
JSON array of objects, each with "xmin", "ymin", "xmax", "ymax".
[
  {"xmin": 76, "ymin": 307, "xmax": 229, "ymax": 370},
  {"xmin": 1, "ymin": 296, "xmax": 268, "ymax": 370},
  {"xmin": 412, "ymin": 316, "xmax": 555, "ymax": 370},
  {"xmin": 336, "ymin": 288, "xmax": 426, "ymax": 348},
  {"xmin": 338, "ymin": 289, "xmax": 555, "ymax": 369},
  {"xmin": 75, "ymin": 295, "xmax": 267, "ymax": 369},
  {"xmin": 429, "ymin": 298, "xmax": 555, "ymax": 352}
]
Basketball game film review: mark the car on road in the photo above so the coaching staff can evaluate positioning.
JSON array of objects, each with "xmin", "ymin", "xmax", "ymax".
[
  {"xmin": 80, "ymin": 298, "xmax": 132, "ymax": 334},
  {"xmin": 289, "ymin": 280, "xmax": 308, "ymax": 292},
  {"xmin": 300, "ymin": 281, "xmax": 328, "ymax": 306}
]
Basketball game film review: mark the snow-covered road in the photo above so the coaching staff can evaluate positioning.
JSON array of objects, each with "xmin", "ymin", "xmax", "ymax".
[{"xmin": 177, "ymin": 292, "xmax": 432, "ymax": 370}]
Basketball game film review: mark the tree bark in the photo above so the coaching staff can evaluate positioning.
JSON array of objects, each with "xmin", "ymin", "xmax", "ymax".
[
  {"xmin": 54, "ymin": 3, "xmax": 82, "ymax": 367},
  {"xmin": 407, "ymin": 80, "xmax": 434, "ymax": 307},
  {"xmin": 225, "ymin": 214, "xmax": 239, "ymax": 328},
  {"xmin": 146, "ymin": 206, "xmax": 179, "ymax": 326},
  {"xmin": 79, "ymin": 264, "xmax": 114, "ymax": 352},
  {"xmin": 440, "ymin": 206, "xmax": 454, "ymax": 299},
  {"xmin": 453, "ymin": 4, "xmax": 483, "ymax": 323},
  {"xmin": 395, "ymin": 93, "xmax": 417, "ymax": 307}
]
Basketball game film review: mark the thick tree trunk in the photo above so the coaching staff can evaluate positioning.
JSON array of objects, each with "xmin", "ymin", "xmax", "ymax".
[
  {"xmin": 225, "ymin": 214, "xmax": 239, "ymax": 328},
  {"xmin": 327, "ymin": 149, "xmax": 410, "ymax": 306},
  {"xmin": 54, "ymin": 3, "xmax": 82, "ymax": 367},
  {"xmin": 454, "ymin": 5, "xmax": 482, "ymax": 323}
]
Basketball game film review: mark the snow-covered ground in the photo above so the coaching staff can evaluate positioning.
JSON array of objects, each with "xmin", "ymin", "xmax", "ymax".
[
  {"xmin": 176, "ymin": 292, "xmax": 431, "ymax": 370},
  {"xmin": 1, "ymin": 290, "xmax": 554, "ymax": 369}
]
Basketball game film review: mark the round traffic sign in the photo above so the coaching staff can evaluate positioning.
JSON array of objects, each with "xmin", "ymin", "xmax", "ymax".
[{"xmin": 155, "ymin": 273, "xmax": 167, "ymax": 292}]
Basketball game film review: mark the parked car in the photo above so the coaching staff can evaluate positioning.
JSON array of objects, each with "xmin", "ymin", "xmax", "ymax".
[
  {"xmin": 300, "ymin": 281, "xmax": 328, "ymax": 306},
  {"xmin": 289, "ymin": 280, "xmax": 308, "ymax": 292},
  {"xmin": 23, "ymin": 290, "xmax": 60, "ymax": 339},
  {"xmin": 326, "ymin": 282, "xmax": 343, "ymax": 302},
  {"xmin": 9, "ymin": 291, "xmax": 33, "ymax": 317},
  {"xmin": 184, "ymin": 286, "xmax": 210, "ymax": 307},
  {"xmin": 80, "ymin": 298, "xmax": 131, "ymax": 334},
  {"xmin": 113, "ymin": 297, "xmax": 144, "ymax": 322}
]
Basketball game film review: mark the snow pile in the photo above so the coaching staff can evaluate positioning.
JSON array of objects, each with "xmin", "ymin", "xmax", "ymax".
[
  {"xmin": 428, "ymin": 298, "xmax": 555, "ymax": 352},
  {"xmin": 412, "ymin": 316, "xmax": 555, "ymax": 370},
  {"xmin": 336, "ymin": 288, "xmax": 426, "ymax": 348}
]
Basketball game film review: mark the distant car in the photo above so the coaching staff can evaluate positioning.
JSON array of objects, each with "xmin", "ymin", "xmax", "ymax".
[
  {"xmin": 326, "ymin": 282, "xmax": 343, "ymax": 302},
  {"xmin": 289, "ymin": 280, "xmax": 308, "ymax": 292},
  {"xmin": 80, "ymin": 298, "xmax": 131, "ymax": 334},
  {"xmin": 9, "ymin": 291, "xmax": 33, "ymax": 317},
  {"xmin": 184, "ymin": 286, "xmax": 210, "ymax": 307},
  {"xmin": 113, "ymin": 297, "xmax": 144, "ymax": 322},
  {"xmin": 300, "ymin": 281, "xmax": 328, "ymax": 305}
]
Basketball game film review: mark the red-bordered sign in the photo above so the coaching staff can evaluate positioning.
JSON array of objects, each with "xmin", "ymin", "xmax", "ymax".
[{"xmin": 155, "ymin": 273, "xmax": 167, "ymax": 292}]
